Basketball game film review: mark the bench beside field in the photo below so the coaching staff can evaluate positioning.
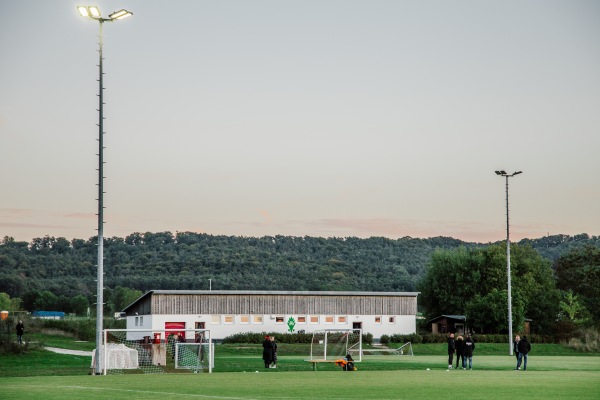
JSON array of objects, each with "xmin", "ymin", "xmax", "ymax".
[
  {"xmin": 305, "ymin": 359, "xmax": 339, "ymax": 371},
  {"xmin": 305, "ymin": 346, "xmax": 412, "ymax": 371}
]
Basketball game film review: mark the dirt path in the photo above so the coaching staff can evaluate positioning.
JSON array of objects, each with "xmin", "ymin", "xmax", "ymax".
[{"xmin": 45, "ymin": 347, "xmax": 93, "ymax": 357}]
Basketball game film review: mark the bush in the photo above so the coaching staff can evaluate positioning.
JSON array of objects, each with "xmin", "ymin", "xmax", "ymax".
[
  {"xmin": 222, "ymin": 332, "xmax": 313, "ymax": 344},
  {"xmin": 380, "ymin": 334, "xmax": 390, "ymax": 346},
  {"xmin": 385, "ymin": 333, "xmax": 423, "ymax": 344},
  {"xmin": 469, "ymin": 334, "xmax": 507, "ymax": 343},
  {"xmin": 421, "ymin": 333, "xmax": 448, "ymax": 343},
  {"xmin": 565, "ymin": 328, "xmax": 600, "ymax": 352},
  {"xmin": 40, "ymin": 317, "xmax": 125, "ymax": 341},
  {"xmin": 222, "ymin": 331, "xmax": 373, "ymax": 345}
]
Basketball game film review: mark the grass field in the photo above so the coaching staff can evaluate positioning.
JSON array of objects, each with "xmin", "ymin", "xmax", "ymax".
[
  {"xmin": 2, "ymin": 341, "xmax": 599, "ymax": 399},
  {"xmin": 3, "ymin": 368, "xmax": 600, "ymax": 400}
]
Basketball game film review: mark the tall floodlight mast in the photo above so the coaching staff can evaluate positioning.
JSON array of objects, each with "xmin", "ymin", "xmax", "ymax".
[{"xmin": 77, "ymin": 5, "xmax": 132, "ymax": 375}]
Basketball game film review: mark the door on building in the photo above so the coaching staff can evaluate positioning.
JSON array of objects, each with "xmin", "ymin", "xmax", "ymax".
[
  {"xmin": 353, "ymin": 322, "xmax": 362, "ymax": 330},
  {"xmin": 194, "ymin": 322, "xmax": 206, "ymax": 342},
  {"xmin": 165, "ymin": 322, "xmax": 186, "ymax": 341}
]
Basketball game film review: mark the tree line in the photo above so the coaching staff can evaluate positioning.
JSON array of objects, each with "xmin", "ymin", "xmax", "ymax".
[{"xmin": 0, "ymin": 232, "xmax": 598, "ymax": 333}]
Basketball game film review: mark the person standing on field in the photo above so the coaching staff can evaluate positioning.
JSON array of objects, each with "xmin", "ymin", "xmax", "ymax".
[
  {"xmin": 464, "ymin": 334, "xmax": 475, "ymax": 370},
  {"xmin": 513, "ymin": 334, "xmax": 521, "ymax": 369},
  {"xmin": 516, "ymin": 335, "xmax": 531, "ymax": 371},
  {"xmin": 262, "ymin": 335, "xmax": 273, "ymax": 368},
  {"xmin": 270, "ymin": 336, "xmax": 278, "ymax": 368},
  {"xmin": 16, "ymin": 320, "xmax": 24, "ymax": 344},
  {"xmin": 455, "ymin": 335, "xmax": 465, "ymax": 369},
  {"xmin": 447, "ymin": 333, "xmax": 455, "ymax": 369}
]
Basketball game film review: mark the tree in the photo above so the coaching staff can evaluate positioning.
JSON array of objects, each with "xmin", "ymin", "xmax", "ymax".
[
  {"xmin": 418, "ymin": 244, "xmax": 559, "ymax": 334},
  {"xmin": 558, "ymin": 290, "xmax": 590, "ymax": 326},
  {"xmin": 33, "ymin": 290, "xmax": 59, "ymax": 311},
  {"xmin": 0, "ymin": 292, "xmax": 12, "ymax": 311},
  {"xmin": 110, "ymin": 286, "xmax": 143, "ymax": 313},
  {"xmin": 70, "ymin": 295, "xmax": 90, "ymax": 316},
  {"xmin": 555, "ymin": 245, "xmax": 600, "ymax": 325}
]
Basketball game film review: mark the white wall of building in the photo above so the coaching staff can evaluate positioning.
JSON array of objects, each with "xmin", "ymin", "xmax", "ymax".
[{"xmin": 128, "ymin": 313, "xmax": 416, "ymax": 340}]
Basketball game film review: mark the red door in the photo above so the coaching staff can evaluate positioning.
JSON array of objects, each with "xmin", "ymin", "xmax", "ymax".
[{"xmin": 165, "ymin": 322, "xmax": 186, "ymax": 341}]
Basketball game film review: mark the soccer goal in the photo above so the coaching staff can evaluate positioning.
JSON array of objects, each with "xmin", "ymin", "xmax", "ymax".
[
  {"xmin": 308, "ymin": 329, "xmax": 362, "ymax": 362},
  {"xmin": 96, "ymin": 328, "xmax": 212, "ymax": 375}
]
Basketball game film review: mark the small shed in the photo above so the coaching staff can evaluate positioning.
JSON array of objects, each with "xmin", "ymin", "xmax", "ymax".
[
  {"xmin": 523, "ymin": 318, "xmax": 532, "ymax": 335},
  {"xmin": 428, "ymin": 315, "xmax": 466, "ymax": 334}
]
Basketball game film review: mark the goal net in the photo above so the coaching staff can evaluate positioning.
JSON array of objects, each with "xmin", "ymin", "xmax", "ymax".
[
  {"xmin": 96, "ymin": 329, "xmax": 212, "ymax": 375},
  {"xmin": 308, "ymin": 329, "xmax": 362, "ymax": 362}
]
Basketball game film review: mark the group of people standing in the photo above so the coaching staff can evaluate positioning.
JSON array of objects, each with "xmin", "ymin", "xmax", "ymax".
[
  {"xmin": 447, "ymin": 332, "xmax": 532, "ymax": 371},
  {"xmin": 513, "ymin": 334, "xmax": 531, "ymax": 370},
  {"xmin": 262, "ymin": 335, "xmax": 278, "ymax": 368},
  {"xmin": 447, "ymin": 333, "xmax": 475, "ymax": 370}
]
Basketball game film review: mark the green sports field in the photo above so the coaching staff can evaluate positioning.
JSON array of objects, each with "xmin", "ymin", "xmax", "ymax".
[{"xmin": 2, "ymin": 353, "xmax": 599, "ymax": 399}]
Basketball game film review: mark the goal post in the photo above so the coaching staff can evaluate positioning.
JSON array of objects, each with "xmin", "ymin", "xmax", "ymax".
[
  {"xmin": 97, "ymin": 328, "xmax": 212, "ymax": 375},
  {"xmin": 398, "ymin": 341, "xmax": 414, "ymax": 356},
  {"xmin": 308, "ymin": 329, "xmax": 362, "ymax": 362}
]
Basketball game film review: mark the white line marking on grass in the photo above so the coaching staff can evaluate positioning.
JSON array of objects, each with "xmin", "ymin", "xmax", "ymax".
[
  {"xmin": 59, "ymin": 386, "xmax": 256, "ymax": 399},
  {"xmin": 57, "ymin": 386, "xmax": 355, "ymax": 400},
  {"xmin": 0, "ymin": 385, "xmax": 404, "ymax": 400}
]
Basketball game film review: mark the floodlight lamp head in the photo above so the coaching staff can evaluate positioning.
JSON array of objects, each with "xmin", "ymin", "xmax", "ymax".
[
  {"xmin": 109, "ymin": 9, "xmax": 133, "ymax": 20},
  {"xmin": 513, "ymin": 171, "xmax": 523, "ymax": 176},
  {"xmin": 495, "ymin": 171, "xmax": 502, "ymax": 175},
  {"xmin": 77, "ymin": 6, "xmax": 90, "ymax": 17},
  {"xmin": 77, "ymin": 5, "xmax": 101, "ymax": 19}
]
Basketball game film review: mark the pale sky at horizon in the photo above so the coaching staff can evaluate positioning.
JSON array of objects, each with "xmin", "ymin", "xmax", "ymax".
[{"xmin": 1, "ymin": 0, "xmax": 599, "ymax": 244}]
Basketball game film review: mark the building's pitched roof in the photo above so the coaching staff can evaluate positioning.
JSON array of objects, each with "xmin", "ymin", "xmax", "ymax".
[
  {"xmin": 427, "ymin": 314, "xmax": 466, "ymax": 324},
  {"xmin": 122, "ymin": 290, "xmax": 420, "ymax": 312}
]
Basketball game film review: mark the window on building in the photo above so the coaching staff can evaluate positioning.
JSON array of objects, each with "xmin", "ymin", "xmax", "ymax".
[
  {"xmin": 139, "ymin": 316, "xmax": 143, "ymax": 325},
  {"xmin": 388, "ymin": 317, "xmax": 395, "ymax": 323},
  {"xmin": 338, "ymin": 316, "xmax": 347, "ymax": 323},
  {"xmin": 135, "ymin": 316, "xmax": 139, "ymax": 326},
  {"xmin": 240, "ymin": 315, "xmax": 250, "ymax": 324},
  {"xmin": 224, "ymin": 315, "xmax": 234, "ymax": 324},
  {"xmin": 253, "ymin": 315, "xmax": 263, "ymax": 324},
  {"xmin": 275, "ymin": 316, "xmax": 284, "ymax": 323},
  {"xmin": 325, "ymin": 316, "xmax": 334, "ymax": 324},
  {"xmin": 375, "ymin": 316, "xmax": 382, "ymax": 324},
  {"xmin": 211, "ymin": 315, "xmax": 221, "ymax": 324},
  {"xmin": 310, "ymin": 316, "xmax": 319, "ymax": 324},
  {"xmin": 297, "ymin": 316, "xmax": 306, "ymax": 323}
]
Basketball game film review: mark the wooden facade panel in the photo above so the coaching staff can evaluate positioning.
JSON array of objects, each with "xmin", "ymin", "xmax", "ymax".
[{"xmin": 146, "ymin": 293, "xmax": 417, "ymax": 316}]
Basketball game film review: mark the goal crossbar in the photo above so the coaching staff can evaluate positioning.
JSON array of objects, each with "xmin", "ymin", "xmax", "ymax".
[{"xmin": 308, "ymin": 329, "xmax": 362, "ymax": 362}]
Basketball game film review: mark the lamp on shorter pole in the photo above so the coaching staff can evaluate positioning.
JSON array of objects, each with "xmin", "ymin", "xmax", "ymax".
[{"xmin": 495, "ymin": 170, "xmax": 522, "ymax": 356}]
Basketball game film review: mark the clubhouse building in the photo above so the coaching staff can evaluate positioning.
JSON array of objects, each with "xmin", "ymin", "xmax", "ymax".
[{"xmin": 122, "ymin": 290, "xmax": 419, "ymax": 340}]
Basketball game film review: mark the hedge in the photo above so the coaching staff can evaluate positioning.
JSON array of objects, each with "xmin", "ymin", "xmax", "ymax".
[
  {"xmin": 222, "ymin": 331, "xmax": 373, "ymax": 345},
  {"xmin": 380, "ymin": 332, "xmax": 555, "ymax": 345}
]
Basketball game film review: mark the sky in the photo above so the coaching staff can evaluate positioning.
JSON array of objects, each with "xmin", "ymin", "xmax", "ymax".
[{"xmin": 1, "ymin": 0, "xmax": 599, "ymax": 244}]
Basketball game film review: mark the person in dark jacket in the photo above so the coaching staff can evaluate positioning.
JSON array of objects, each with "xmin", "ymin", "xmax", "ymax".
[
  {"xmin": 463, "ymin": 334, "xmax": 475, "ymax": 370},
  {"xmin": 516, "ymin": 336, "xmax": 531, "ymax": 371},
  {"xmin": 513, "ymin": 334, "xmax": 521, "ymax": 368},
  {"xmin": 262, "ymin": 336, "xmax": 274, "ymax": 368},
  {"xmin": 455, "ymin": 335, "xmax": 465, "ymax": 369},
  {"xmin": 447, "ymin": 333, "xmax": 455, "ymax": 369},
  {"xmin": 16, "ymin": 320, "xmax": 24, "ymax": 344},
  {"xmin": 270, "ymin": 336, "xmax": 278, "ymax": 368}
]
